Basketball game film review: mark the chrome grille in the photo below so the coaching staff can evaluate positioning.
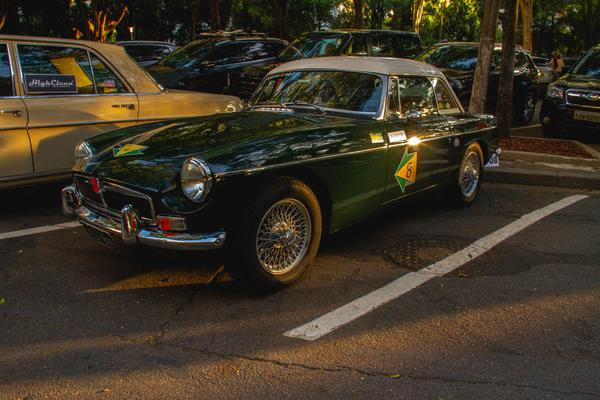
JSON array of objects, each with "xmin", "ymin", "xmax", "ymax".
[
  {"xmin": 566, "ymin": 89, "xmax": 600, "ymax": 109},
  {"xmin": 74, "ymin": 175, "xmax": 156, "ymax": 223}
]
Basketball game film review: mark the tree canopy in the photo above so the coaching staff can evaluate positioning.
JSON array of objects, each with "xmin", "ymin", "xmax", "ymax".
[{"xmin": 0, "ymin": 0, "xmax": 598, "ymax": 56}]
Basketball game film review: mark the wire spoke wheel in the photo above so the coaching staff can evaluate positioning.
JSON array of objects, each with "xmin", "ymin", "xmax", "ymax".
[
  {"xmin": 460, "ymin": 151, "xmax": 481, "ymax": 198},
  {"xmin": 256, "ymin": 198, "xmax": 312, "ymax": 275}
]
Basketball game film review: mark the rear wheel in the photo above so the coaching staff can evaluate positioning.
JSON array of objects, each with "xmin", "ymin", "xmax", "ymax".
[
  {"xmin": 515, "ymin": 91, "xmax": 536, "ymax": 126},
  {"xmin": 447, "ymin": 142, "xmax": 484, "ymax": 207},
  {"xmin": 227, "ymin": 177, "xmax": 322, "ymax": 290}
]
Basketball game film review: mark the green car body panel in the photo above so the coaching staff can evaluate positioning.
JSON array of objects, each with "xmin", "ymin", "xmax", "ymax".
[{"xmin": 80, "ymin": 109, "xmax": 497, "ymax": 234}]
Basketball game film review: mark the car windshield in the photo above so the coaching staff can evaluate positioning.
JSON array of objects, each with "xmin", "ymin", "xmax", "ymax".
[
  {"xmin": 278, "ymin": 33, "xmax": 346, "ymax": 61},
  {"xmin": 157, "ymin": 40, "xmax": 211, "ymax": 69},
  {"xmin": 571, "ymin": 49, "xmax": 600, "ymax": 79},
  {"xmin": 250, "ymin": 70, "xmax": 383, "ymax": 114},
  {"xmin": 418, "ymin": 45, "xmax": 479, "ymax": 71}
]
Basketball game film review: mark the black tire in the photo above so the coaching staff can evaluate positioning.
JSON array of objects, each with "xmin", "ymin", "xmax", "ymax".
[
  {"xmin": 227, "ymin": 177, "xmax": 322, "ymax": 291},
  {"xmin": 447, "ymin": 142, "xmax": 484, "ymax": 208},
  {"xmin": 514, "ymin": 91, "xmax": 536, "ymax": 126}
]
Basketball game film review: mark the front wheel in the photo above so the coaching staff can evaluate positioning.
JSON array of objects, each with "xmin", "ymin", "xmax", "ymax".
[
  {"xmin": 227, "ymin": 177, "xmax": 322, "ymax": 290},
  {"xmin": 514, "ymin": 91, "xmax": 536, "ymax": 126},
  {"xmin": 447, "ymin": 142, "xmax": 484, "ymax": 207}
]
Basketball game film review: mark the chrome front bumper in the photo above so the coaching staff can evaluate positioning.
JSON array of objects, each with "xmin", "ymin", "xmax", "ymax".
[{"xmin": 61, "ymin": 185, "xmax": 226, "ymax": 251}]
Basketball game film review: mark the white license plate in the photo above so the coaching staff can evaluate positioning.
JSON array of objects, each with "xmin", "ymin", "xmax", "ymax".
[
  {"xmin": 573, "ymin": 110, "xmax": 600, "ymax": 123},
  {"xmin": 485, "ymin": 152, "xmax": 500, "ymax": 168}
]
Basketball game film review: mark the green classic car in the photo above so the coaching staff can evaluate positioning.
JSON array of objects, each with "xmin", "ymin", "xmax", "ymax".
[{"xmin": 62, "ymin": 57, "xmax": 499, "ymax": 289}]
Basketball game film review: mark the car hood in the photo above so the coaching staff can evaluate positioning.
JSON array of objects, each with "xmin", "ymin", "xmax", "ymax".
[
  {"xmin": 554, "ymin": 73, "xmax": 600, "ymax": 91},
  {"xmin": 83, "ymin": 111, "xmax": 359, "ymax": 192}
]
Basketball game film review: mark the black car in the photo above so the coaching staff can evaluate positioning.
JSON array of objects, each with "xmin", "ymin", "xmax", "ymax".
[
  {"xmin": 540, "ymin": 45, "xmax": 600, "ymax": 137},
  {"xmin": 227, "ymin": 29, "xmax": 422, "ymax": 99},
  {"xmin": 417, "ymin": 42, "xmax": 539, "ymax": 125},
  {"xmin": 146, "ymin": 34, "xmax": 287, "ymax": 94},
  {"xmin": 116, "ymin": 41, "xmax": 178, "ymax": 68}
]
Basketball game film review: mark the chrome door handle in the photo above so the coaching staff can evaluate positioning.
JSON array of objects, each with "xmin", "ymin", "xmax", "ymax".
[
  {"xmin": 112, "ymin": 104, "xmax": 136, "ymax": 110},
  {"xmin": 0, "ymin": 109, "xmax": 22, "ymax": 117}
]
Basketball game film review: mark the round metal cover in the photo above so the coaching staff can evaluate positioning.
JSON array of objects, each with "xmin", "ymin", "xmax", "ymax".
[{"xmin": 383, "ymin": 235, "xmax": 471, "ymax": 270}]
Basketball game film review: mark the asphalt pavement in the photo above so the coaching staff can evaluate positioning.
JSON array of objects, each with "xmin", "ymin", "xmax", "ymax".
[{"xmin": 1, "ymin": 181, "xmax": 599, "ymax": 399}]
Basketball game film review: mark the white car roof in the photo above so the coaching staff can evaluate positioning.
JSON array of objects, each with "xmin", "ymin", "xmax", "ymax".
[{"xmin": 268, "ymin": 56, "xmax": 445, "ymax": 78}]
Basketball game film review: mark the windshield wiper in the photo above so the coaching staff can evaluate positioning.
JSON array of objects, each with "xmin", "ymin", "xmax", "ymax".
[
  {"xmin": 247, "ymin": 100, "xmax": 291, "ymax": 111},
  {"xmin": 283, "ymin": 101, "xmax": 326, "ymax": 114}
]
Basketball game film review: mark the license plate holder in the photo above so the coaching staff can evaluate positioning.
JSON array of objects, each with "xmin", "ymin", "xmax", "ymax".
[
  {"xmin": 84, "ymin": 224, "xmax": 118, "ymax": 249},
  {"xmin": 573, "ymin": 110, "xmax": 600, "ymax": 123}
]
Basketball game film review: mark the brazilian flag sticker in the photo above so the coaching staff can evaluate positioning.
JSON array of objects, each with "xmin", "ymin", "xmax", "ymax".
[
  {"xmin": 113, "ymin": 144, "xmax": 148, "ymax": 158},
  {"xmin": 395, "ymin": 147, "xmax": 418, "ymax": 193}
]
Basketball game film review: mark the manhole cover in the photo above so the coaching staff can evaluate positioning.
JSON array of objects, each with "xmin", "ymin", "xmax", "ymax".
[{"xmin": 383, "ymin": 235, "xmax": 471, "ymax": 270}]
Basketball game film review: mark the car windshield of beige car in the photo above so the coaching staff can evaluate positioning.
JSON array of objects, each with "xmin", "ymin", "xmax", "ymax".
[
  {"xmin": 0, "ymin": 44, "xmax": 13, "ymax": 96},
  {"xmin": 250, "ymin": 71, "xmax": 383, "ymax": 115},
  {"xmin": 18, "ymin": 44, "xmax": 127, "ymax": 95}
]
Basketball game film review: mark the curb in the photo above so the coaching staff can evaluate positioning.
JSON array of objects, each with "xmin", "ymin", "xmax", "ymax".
[{"xmin": 485, "ymin": 166, "xmax": 600, "ymax": 190}]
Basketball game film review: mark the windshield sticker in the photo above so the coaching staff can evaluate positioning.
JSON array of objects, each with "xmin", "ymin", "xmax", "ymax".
[
  {"xmin": 24, "ymin": 74, "xmax": 77, "ymax": 94},
  {"xmin": 113, "ymin": 144, "xmax": 148, "ymax": 158},
  {"xmin": 388, "ymin": 130, "xmax": 407, "ymax": 143},
  {"xmin": 395, "ymin": 148, "xmax": 418, "ymax": 193},
  {"xmin": 370, "ymin": 132, "xmax": 384, "ymax": 144}
]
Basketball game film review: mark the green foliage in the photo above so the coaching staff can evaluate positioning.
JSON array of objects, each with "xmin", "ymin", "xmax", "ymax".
[{"xmin": 418, "ymin": 0, "xmax": 483, "ymax": 47}]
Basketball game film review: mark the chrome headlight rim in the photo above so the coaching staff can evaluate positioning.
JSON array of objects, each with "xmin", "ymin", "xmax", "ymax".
[
  {"xmin": 180, "ymin": 157, "xmax": 213, "ymax": 203},
  {"xmin": 73, "ymin": 140, "xmax": 95, "ymax": 171},
  {"xmin": 546, "ymin": 84, "xmax": 564, "ymax": 100}
]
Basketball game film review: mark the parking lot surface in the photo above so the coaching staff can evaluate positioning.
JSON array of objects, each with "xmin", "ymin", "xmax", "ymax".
[{"xmin": 1, "ymin": 182, "xmax": 599, "ymax": 399}]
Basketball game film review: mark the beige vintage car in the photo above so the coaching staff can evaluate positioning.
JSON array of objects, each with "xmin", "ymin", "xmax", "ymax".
[{"xmin": 0, "ymin": 35, "xmax": 242, "ymax": 189}]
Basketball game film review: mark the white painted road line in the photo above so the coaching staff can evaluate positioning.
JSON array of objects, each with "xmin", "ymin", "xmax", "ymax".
[
  {"xmin": 284, "ymin": 194, "xmax": 589, "ymax": 341},
  {"xmin": 0, "ymin": 221, "xmax": 81, "ymax": 240}
]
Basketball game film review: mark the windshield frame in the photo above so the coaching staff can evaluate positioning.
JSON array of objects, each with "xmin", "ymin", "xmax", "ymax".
[{"xmin": 250, "ymin": 68, "xmax": 388, "ymax": 120}]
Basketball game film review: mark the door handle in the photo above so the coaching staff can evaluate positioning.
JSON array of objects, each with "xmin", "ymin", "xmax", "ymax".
[
  {"xmin": 112, "ymin": 104, "xmax": 136, "ymax": 110},
  {"xmin": 0, "ymin": 109, "xmax": 22, "ymax": 117}
]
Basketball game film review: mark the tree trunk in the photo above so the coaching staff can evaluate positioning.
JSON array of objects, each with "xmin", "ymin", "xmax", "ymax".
[
  {"xmin": 468, "ymin": 0, "xmax": 500, "ymax": 114},
  {"xmin": 412, "ymin": 0, "xmax": 425, "ymax": 33},
  {"xmin": 0, "ymin": 12, "xmax": 5, "ymax": 32},
  {"xmin": 390, "ymin": 4, "xmax": 402, "ymax": 30},
  {"xmin": 272, "ymin": 0, "xmax": 289, "ymax": 38},
  {"xmin": 353, "ymin": 0, "xmax": 364, "ymax": 29},
  {"xmin": 519, "ymin": 0, "xmax": 533, "ymax": 52},
  {"xmin": 220, "ymin": 0, "xmax": 233, "ymax": 30},
  {"xmin": 208, "ymin": 0, "xmax": 221, "ymax": 31},
  {"xmin": 496, "ymin": 0, "xmax": 518, "ymax": 138}
]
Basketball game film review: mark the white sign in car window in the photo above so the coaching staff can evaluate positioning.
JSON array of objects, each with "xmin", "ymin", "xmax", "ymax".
[{"xmin": 24, "ymin": 73, "xmax": 77, "ymax": 94}]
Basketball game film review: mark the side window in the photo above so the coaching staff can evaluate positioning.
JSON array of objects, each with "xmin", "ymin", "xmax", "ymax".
[
  {"xmin": 393, "ymin": 36, "xmax": 422, "ymax": 58},
  {"xmin": 242, "ymin": 42, "xmax": 270, "ymax": 62},
  {"xmin": 206, "ymin": 42, "xmax": 246, "ymax": 65},
  {"xmin": 345, "ymin": 36, "xmax": 368, "ymax": 56},
  {"xmin": 18, "ymin": 44, "xmax": 95, "ymax": 95},
  {"xmin": 397, "ymin": 77, "xmax": 437, "ymax": 117},
  {"xmin": 515, "ymin": 51, "xmax": 529, "ymax": 68},
  {"xmin": 89, "ymin": 53, "xmax": 128, "ymax": 94},
  {"xmin": 370, "ymin": 37, "xmax": 394, "ymax": 57},
  {"xmin": 432, "ymin": 78, "xmax": 461, "ymax": 114},
  {"xmin": 265, "ymin": 42, "xmax": 285, "ymax": 57},
  {"xmin": 0, "ymin": 44, "xmax": 13, "ymax": 97},
  {"xmin": 387, "ymin": 77, "xmax": 400, "ymax": 115}
]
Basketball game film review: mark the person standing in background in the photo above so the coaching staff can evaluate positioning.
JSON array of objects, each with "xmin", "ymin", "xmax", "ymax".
[{"xmin": 550, "ymin": 52, "xmax": 565, "ymax": 81}]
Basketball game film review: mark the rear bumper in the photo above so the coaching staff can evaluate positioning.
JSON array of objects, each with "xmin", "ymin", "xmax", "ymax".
[{"xmin": 62, "ymin": 185, "xmax": 226, "ymax": 251}]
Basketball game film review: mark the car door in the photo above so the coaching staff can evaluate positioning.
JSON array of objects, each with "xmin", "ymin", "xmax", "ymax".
[
  {"xmin": 0, "ymin": 41, "xmax": 33, "ymax": 180},
  {"xmin": 383, "ymin": 76, "xmax": 453, "ymax": 203},
  {"xmin": 16, "ymin": 42, "xmax": 138, "ymax": 174}
]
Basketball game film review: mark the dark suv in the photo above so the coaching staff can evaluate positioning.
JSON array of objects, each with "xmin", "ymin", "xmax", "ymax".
[
  {"xmin": 540, "ymin": 46, "xmax": 600, "ymax": 137},
  {"xmin": 146, "ymin": 34, "xmax": 287, "ymax": 94},
  {"xmin": 227, "ymin": 29, "xmax": 422, "ymax": 99},
  {"xmin": 417, "ymin": 42, "xmax": 539, "ymax": 125}
]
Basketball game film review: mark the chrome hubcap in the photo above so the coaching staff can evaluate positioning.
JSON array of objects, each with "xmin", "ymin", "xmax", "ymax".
[
  {"xmin": 256, "ymin": 198, "xmax": 311, "ymax": 275},
  {"xmin": 460, "ymin": 151, "xmax": 481, "ymax": 198}
]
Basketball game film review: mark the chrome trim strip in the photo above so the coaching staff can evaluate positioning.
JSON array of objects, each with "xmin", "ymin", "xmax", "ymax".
[
  {"xmin": 565, "ymin": 89, "xmax": 600, "ymax": 110},
  {"xmin": 26, "ymin": 118, "xmax": 138, "ymax": 129},
  {"xmin": 214, "ymin": 126, "xmax": 496, "ymax": 179},
  {"xmin": 72, "ymin": 204, "xmax": 226, "ymax": 251}
]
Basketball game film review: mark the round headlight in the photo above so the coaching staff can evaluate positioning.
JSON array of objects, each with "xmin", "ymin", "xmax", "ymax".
[
  {"xmin": 180, "ymin": 157, "xmax": 212, "ymax": 203},
  {"xmin": 73, "ymin": 141, "xmax": 94, "ymax": 171}
]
